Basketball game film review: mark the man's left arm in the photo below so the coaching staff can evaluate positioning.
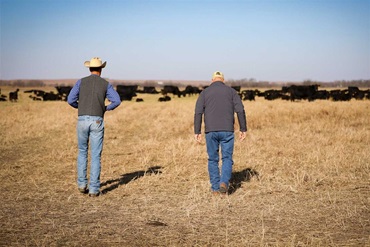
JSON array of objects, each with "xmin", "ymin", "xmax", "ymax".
[
  {"xmin": 234, "ymin": 92, "xmax": 247, "ymax": 140},
  {"xmin": 106, "ymin": 84, "xmax": 121, "ymax": 111}
]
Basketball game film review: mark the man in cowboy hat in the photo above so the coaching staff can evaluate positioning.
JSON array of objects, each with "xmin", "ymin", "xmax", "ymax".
[
  {"xmin": 194, "ymin": 71, "xmax": 247, "ymax": 195},
  {"xmin": 68, "ymin": 57, "xmax": 121, "ymax": 197}
]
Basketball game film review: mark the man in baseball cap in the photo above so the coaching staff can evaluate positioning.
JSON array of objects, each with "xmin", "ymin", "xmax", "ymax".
[{"xmin": 194, "ymin": 71, "xmax": 247, "ymax": 195}]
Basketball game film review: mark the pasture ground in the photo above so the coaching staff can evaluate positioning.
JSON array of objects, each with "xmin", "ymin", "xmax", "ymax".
[{"xmin": 0, "ymin": 87, "xmax": 369, "ymax": 246}]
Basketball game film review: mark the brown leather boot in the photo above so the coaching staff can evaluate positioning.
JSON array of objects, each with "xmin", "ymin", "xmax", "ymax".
[{"xmin": 219, "ymin": 183, "xmax": 228, "ymax": 194}]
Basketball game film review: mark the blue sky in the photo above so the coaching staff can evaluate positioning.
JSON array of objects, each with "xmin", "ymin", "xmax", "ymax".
[{"xmin": 1, "ymin": 0, "xmax": 369, "ymax": 82}]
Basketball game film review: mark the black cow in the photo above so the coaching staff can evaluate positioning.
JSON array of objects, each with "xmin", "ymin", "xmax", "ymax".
[
  {"xmin": 183, "ymin": 85, "xmax": 202, "ymax": 97},
  {"xmin": 9, "ymin": 89, "xmax": 19, "ymax": 102},
  {"xmin": 330, "ymin": 90, "xmax": 351, "ymax": 101},
  {"xmin": 55, "ymin": 86, "xmax": 72, "ymax": 101},
  {"xmin": 25, "ymin": 89, "xmax": 62, "ymax": 101},
  {"xmin": 241, "ymin": 90, "xmax": 257, "ymax": 101},
  {"xmin": 313, "ymin": 90, "xmax": 330, "ymax": 100},
  {"xmin": 231, "ymin": 86, "xmax": 241, "ymax": 93},
  {"xmin": 43, "ymin": 92, "xmax": 62, "ymax": 101},
  {"xmin": 365, "ymin": 89, "xmax": 370, "ymax": 100},
  {"xmin": 262, "ymin": 89, "xmax": 285, "ymax": 100},
  {"xmin": 24, "ymin": 89, "xmax": 46, "ymax": 97},
  {"xmin": 142, "ymin": 86, "xmax": 159, "ymax": 94},
  {"xmin": 283, "ymin": 85, "xmax": 319, "ymax": 101},
  {"xmin": 161, "ymin": 85, "xmax": 181, "ymax": 97},
  {"xmin": 116, "ymin": 85, "xmax": 138, "ymax": 101},
  {"xmin": 0, "ymin": 88, "xmax": 7, "ymax": 101},
  {"xmin": 347, "ymin": 86, "xmax": 368, "ymax": 100},
  {"xmin": 158, "ymin": 95, "xmax": 171, "ymax": 102},
  {"xmin": 30, "ymin": 96, "xmax": 42, "ymax": 101}
]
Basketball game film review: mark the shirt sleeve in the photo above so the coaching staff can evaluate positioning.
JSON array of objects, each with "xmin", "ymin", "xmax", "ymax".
[
  {"xmin": 233, "ymin": 91, "xmax": 247, "ymax": 132},
  {"xmin": 67, "ymin": 79, "xmax": 81, "ymax": 108},
  {"xmin": 105, "ymin": 84, "xmax": 121, "ymax": 111},
  {"xmin": 194, "ymin": 92, "xmax": 205, "ymax": 134}
]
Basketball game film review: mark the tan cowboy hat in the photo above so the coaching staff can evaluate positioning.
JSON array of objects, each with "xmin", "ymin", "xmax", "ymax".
[{"xmin": 84, "ymin": 57, "xmax": 107, "ymax": 68}]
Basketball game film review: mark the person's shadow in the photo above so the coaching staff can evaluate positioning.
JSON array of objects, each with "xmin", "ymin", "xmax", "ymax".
[
  {"xmin": 101, "ymin": 166, "xmax": 162, "ymax": 194},
  {"xmin": 228, "ymin": 168, "xmax": 259, "ymax": 194}
]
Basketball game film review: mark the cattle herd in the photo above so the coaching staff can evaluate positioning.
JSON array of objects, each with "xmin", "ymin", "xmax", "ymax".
[
  {"xmin": 240, "ymin": 85, "xmax": 370, "ymax": 101},
  {"xmin": 0, "ymin": 84, "xmax": 369, "ymax": 103}
]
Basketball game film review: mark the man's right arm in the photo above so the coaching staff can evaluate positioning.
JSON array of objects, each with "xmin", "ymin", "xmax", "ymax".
[
  {"xmin": 67, "ymin": 80, "xmax": 81, "ymax": 108},
  {"xmin": 194, "ymin": 93, "xmax": 204, "ymax": 134}
]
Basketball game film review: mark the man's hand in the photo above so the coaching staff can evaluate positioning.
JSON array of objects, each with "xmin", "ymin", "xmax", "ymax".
[
  {"xmin": 239, "ymin": 131, "xmax": 246, "ymax": 141},
  {"xmin": 194, "ymin": 134, "xmax": 202, "ymax": 143}
]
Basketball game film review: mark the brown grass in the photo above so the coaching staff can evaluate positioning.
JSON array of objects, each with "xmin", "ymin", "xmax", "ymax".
[{"xmin": 0, "ymin": 87, "xmax": 369, "ymax": 246}]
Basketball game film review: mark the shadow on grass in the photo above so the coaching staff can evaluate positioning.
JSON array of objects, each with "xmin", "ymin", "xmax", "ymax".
[
  {"xmin": 101, "ymin": 166, "xmax": 163, "ymax": 194},
  {"xmin": 228, "ymin": 168, "xmax": 259, "ymax": 195}
]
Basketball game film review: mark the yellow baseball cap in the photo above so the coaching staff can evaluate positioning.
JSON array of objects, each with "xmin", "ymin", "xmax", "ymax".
[{"xmin": 212, "ymin": 71, "xmax": 224, "ymax": 80}]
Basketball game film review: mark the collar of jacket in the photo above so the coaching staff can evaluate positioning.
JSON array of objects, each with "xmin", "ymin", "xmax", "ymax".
[{"xmin": 211, "ymin": 81, "xmax": 224, "ymax": 85}]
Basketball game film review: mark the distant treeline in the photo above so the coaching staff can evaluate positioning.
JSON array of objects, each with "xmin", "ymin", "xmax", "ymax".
[
  {"xmin": 0, "ymin": 80, "xmax": 45, "ymax": 87},
  {"xmin": 1, "ymin": 79, "xmax": 370, "ymax": 88}
]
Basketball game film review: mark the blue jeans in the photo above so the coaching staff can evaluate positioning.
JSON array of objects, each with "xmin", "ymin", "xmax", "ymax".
[
  {"xmin": 77, "ymin": 115, "xmax": 104, "ymax": 194},
  {"xmin": 205, "ymin": 131, "xmax": 234, "ymax": 191}
]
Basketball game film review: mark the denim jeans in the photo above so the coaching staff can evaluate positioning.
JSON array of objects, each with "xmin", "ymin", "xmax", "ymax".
[
  {"xmin": 205, "ymin": 131, "xmax": 234, "ymax": 191},
  {"xmin": 77, "ymin": 115, "xmax": 104, "ymax": 194}
]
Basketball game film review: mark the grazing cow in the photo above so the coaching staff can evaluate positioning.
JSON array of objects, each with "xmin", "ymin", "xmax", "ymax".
[
  {"xmin": 158, "ymin": 95, "xmax": 171, "ymax": 102},
  {"xmin": 347, "ymin": 86, "xmax": 367, "ymax": 100},
  {"xmin": 142, "ymin": 86, "xmax": 159, "ymax": 94},
  {"xmin": 183, "ymin": 85, "xmax": 202, "ymax": 97},
  {"xmin": 231, "ymin": 86, "xmax": 241, "ymax": 93},
  {"xmin": 330, "ymin": 89, "xmax": 351, "ymax": 101},
  {"xmin": 283, "ymin": 85, "xmax": 319, "ymax": 101},
  {"xmin": 161, "ymin": 85, "xmax": 182, "ymax": 97},
  {"xmin": 25, "ymin": 89, "xmax": 64, "ymax": 101},
  {"xmin": 30, "ymin": 96, "xmax": 42, "ymax": 101},
  {"xmin": 353, "ymin": 90, "xmax": 366, "ymax": 100},
  {"xmin": 116, "ymin": 85, "xmax": 138, "ymax": 101},
  {"xmin": 365, "ymin": 89, "xmax": 370, "ymax": 100},
  {"xmin": 241, "ymin": 90, "xmax": 257, "ymax": 101},
  {"xmin": 9, "ymin": 89, "xmax": 19, "ymax": 102},
  {"xmin": 24, "ymin": 89, "xmax": 46, "ymax": 97},
  {"xmin": 314, "ymin": 90, "xmax": 330, "ymax": 100},
  {"xmin": 0, "ymin": 88, "xmax": 7, "ymax": 101},
  {"xmin": 43, "ymin": 92, "xmax": 62, "ymax": 101},
  {"xmin": 263, "ymin": 89, "xmax": 285, "ymax": 100},
  {"xmin": 55, "ymin": 86, "xmax": 72, "ymax": 101}
]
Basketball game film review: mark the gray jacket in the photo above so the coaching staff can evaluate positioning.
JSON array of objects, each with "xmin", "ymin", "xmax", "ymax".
[{"xmin": 194, "ymin": 81, "xmax": 247, "ymax": 134}]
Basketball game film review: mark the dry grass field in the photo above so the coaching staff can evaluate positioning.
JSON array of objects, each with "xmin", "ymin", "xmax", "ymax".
[{"xmin": 0, "ymin": 87, "xmax": 369, "ymax": 246}]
